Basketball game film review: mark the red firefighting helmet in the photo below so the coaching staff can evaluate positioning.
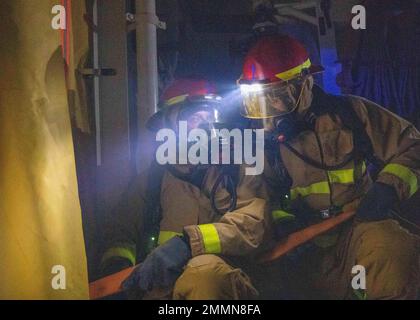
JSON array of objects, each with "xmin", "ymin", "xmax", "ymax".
[
  {"xmin": 238, "ymin": 35, "xmax": 324, "ymax": 119},
  {"xmin": 147, "ymin": 78, "xmax": 222, "ymax": 131}
]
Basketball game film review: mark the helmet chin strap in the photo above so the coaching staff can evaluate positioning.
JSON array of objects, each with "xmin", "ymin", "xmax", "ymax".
[
  {"xmin": 294, "ymin": 77, "xmax": 308, "ymax": 111},
  {"xmin": 294, "ymin": 76, "xmax": 315, "ymax": 117}
]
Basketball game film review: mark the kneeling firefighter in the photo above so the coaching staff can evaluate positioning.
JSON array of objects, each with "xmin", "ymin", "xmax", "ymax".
[
  {"xmin": 107, "ymin": 78, "xmax": 273, "ymax": 299},
  {"xmin": 238, "ymin": 35, "xmax": 420, "ymax": 299}
]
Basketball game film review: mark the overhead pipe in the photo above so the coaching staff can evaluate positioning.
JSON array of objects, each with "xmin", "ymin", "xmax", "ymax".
[
  {"xmin": 275, "ymin": 7, "xmax": 318, "ymax": 26},
  {"xmin": 135, "ymin": 0, "xmax": 159, "ymax": 175},
  {"xmin": 274, "ymin": 1, "xmax": 318, "ymax": 11},
  {"xmin": 93, "ymin": 0, "xmax": 102, "ymax": 166}
]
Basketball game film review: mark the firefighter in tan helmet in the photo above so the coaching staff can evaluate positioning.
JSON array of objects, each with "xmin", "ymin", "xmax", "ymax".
[{"xmin": 238, "ymin": 35, "xmax": 419, "ymax": 299}]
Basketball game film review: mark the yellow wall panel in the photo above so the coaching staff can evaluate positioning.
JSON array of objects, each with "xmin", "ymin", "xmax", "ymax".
[{"xmin": 0, "ymin": 0, "xmax": 89, "ymax": 299}]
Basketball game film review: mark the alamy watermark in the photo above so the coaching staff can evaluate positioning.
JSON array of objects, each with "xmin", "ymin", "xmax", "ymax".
[
  {"xmin": 51, "ymin": 265, "xmax": 66, "ymax": 290},
  {"xmin": 351, "ymin": 264, "xmax": 366, "ymax": 290},
  {"xmin": 155, "ymin": 121, "xmax": 265, "ymax": 176},
  {"xmin": 51, "ymin": 5, "xmax": 66, "ymax": 30}
]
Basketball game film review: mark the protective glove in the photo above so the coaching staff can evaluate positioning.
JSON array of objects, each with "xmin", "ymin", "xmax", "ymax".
[
  {"xmin": 121, "ymin": 236, "xmax": 191, "ymax": 292},
  {"xmin": 356, "ymin": 182, "xmax": 398, "ymax": 222}
]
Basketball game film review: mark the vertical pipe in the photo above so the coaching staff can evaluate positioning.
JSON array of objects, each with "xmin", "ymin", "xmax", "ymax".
[
  {"xmin": 93, "ymin": 0, "xmax": 101, "ymax": 166},
  {"xmin": 316, "ymin": 1, "xmax": 341, "ymax": 94},
  {"xmin": 135, "ymin": 0, "xmax": 159, "ymax": 174}
]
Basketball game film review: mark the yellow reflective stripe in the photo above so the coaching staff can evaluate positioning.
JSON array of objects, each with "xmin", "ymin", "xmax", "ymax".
[
  {"xmin": 381, "ymin": 163, "xmax": 418, "ymax": 197},
  {"xmin": 198, "ymin": 224, "xmax": 221, "ymax": 254},
  {"xmin": 101, "ymin": 245, "xmax": 136, "ymax": 266},
  {"xmin": 158, "ymin": 231, "xmax": 182, "ymax": 245},
  {"xmin": 164, "ymin": 94, "xmax": 188, "ymax": 107},
  {"xmin": 275, "ymin": 58, "xmax": 311, "ymax": 81},
  {"xmin": 272, "ymin": 210, "xmax": 295, "ymax": 222},
  {"xmin": 327, "ymin": 163, "xmax": 366, "ymax": 184},
  {"xmin": 327, "ymin": 168, "xmax": 354, "ymax": 184},
  {"xmin": 291, "ymin": 181, "xmax": 330, "ymax": 200},
  {"xmin": 291, "ymin": 163, "xmax": 368, "ymax": 200}
]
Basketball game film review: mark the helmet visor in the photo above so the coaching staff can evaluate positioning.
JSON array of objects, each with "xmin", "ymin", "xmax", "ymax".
[
  {"xmin": 239, "ymin": 79, "xmax": 302, "ymax": 119},
  {"xmin": 178, "ymin": 104, "xmax": 219, "ymax": 130}
]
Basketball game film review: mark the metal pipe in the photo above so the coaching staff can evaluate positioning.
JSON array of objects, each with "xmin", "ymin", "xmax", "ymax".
[
  {"xmin": 275, "ymin": 8, "xmax": 318, "ymax": 26},
  {"xmin": 274, "ymin": 1, "xmax": 318, "ymax": 11},
  {"xmin": 135, "ymin": 0, "xmax": 159, "ymax": 174},
  {"xmin": 93, "ymin": 0, "xmax": 101, "ymax": 166}
]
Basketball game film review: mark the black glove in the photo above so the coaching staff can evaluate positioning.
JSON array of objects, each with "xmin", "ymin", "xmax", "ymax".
[
  {"xmin": 121, "ymin": 236, "xmax": 191, "ymax": 292},
  {"xmin": 356, "ymin": 182, "xmax": 399, "ymax": 222}
]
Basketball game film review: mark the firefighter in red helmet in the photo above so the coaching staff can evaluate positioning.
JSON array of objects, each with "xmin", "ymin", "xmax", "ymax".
[
  {"xmin": 102, "ymin": 78, "xmax": 272, "ymax": 299},
  {"xmin": 239, "ymin": 35, "xmax": 419, "ymax": 299}
]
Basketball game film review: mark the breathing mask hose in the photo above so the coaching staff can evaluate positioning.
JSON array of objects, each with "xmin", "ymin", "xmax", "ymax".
[
  {"xmin": 210, "ymin": 166, "xmax": 238, "ymax": 216},
  {"xmin": 206, "ymin": 124, "xmax": 239, "ymax": 216}
]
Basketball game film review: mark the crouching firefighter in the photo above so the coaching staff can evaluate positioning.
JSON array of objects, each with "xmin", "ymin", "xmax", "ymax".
[
  {"xmin": 238, "ymin": 35, "xmax": 420, "ymax": 299},
  {"xmin": 102, "ymin": 78, "xmax": 273, "ymax": 299}
]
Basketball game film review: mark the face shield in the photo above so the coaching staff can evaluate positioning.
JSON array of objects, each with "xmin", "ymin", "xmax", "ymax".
[
  {"xmin": 178, "ymin": 106, "xmax": 218, "ymax": 131},
  {"xmin": 239, "ymin": 77, "xmax": 307, "ymax": 119},
  {"xmin": 176, "ymin": 95, "xmax": 221, "ymax": 131},
  {"xmin": 147, "ymin": 94, "xmax": 222, "ymax": 132}
]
